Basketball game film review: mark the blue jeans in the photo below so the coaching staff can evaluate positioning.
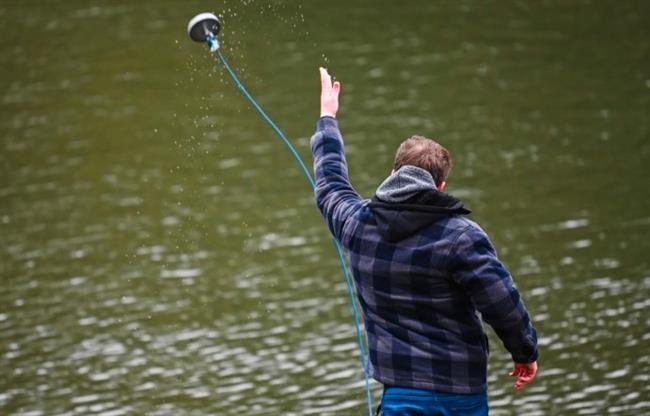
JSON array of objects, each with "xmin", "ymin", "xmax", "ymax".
[{"xmin": 379, "ymin": 386, "xmax": 488, "ymax": 416}]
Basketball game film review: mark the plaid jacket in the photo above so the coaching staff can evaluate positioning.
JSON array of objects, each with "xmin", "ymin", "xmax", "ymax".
[{"xmin": 310, "ymin": 116, "xmax": 538, "ymax": 394}]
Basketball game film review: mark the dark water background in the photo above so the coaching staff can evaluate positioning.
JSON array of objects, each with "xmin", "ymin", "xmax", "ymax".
[{"xmin": 1, "ymin": 1, "xmax": 649, "ymax": 415}]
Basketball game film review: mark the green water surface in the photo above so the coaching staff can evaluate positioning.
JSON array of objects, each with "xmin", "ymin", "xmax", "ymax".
[{"xmin": 1, "ymin": 1, "xmax": 649, "ymax": 415}]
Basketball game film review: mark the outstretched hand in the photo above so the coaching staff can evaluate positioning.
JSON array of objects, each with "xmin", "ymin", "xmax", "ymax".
[
  {"xmin": 510, "ymin": 361, "xmax": 538, "ymax": 391},
  {"xmin": 319, "ymin": 67, "xmax": 341, "ymax": 118}
]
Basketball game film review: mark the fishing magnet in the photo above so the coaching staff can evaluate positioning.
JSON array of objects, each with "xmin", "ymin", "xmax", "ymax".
[{"xmin": 187, "ymin": 12, "xmax": 221, "ymax": 42}]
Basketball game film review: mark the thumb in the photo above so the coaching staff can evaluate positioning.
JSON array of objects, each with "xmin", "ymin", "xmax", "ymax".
[{"xmin": 333, "ymin": 81, "xmax": 341, "ymax": 94}]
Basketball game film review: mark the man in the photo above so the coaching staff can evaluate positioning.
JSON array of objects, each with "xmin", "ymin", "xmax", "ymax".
[{"xmin": 310, "ymin": 67, "xmax": 538, "ymax": 415}]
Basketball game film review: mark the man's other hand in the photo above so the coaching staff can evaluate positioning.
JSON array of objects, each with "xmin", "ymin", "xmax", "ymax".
[
  {"xmin": 510, "ymin": 361, "xmax": 538, "ymax": 391},
  {"xmin": 319, "ymin": 67, "xmax": 341, "ymax": 118}
]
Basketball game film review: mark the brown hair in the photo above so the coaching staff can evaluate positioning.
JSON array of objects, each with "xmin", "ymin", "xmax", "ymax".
[{"xmin": 393, "ymin": 136, "xmax": 452, "ymax": 185}]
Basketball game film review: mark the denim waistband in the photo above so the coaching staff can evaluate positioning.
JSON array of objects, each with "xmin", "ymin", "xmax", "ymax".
[{"xmin": 384, "ymin": 386, "xmax": 487, "ymax": 398}]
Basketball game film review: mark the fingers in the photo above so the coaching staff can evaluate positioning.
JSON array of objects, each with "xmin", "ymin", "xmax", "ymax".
[
  {"xmin": 319, "ymin": 67, "xmax": 341, "ymax": 118},
  {"xmin": 509, "ymin": 366, "xmax": 525, "ymax": 377},
  {"xmin": 320, "ymin": 67, "xmax": 341, "ymax": 93},
  {"xmin": 514, "ymin": 374, "xmax": 535, "ymax": 391},
  {"xmin": 510, "ymin": 362, "xmax": 537, "ymax": 391},
  {"xmin": 509, "ymin": 363, "xmax": 522, "ymax": 377},
  {"xmin": 319, "ymin": 67, "xmax": 331, "ymax": 89}
]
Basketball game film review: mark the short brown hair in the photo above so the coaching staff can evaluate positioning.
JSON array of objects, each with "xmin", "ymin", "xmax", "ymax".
[{"xmin": 394, "ymin": 136, "xmax": 452, "ymax": 185}]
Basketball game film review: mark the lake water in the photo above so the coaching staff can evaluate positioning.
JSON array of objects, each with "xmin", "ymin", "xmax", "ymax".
[{"xmin": 1, "ymin": 1, "xmax": 649, "ymax": 415}]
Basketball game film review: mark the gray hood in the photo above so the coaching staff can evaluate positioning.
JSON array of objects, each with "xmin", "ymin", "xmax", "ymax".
[
  {"xmin": 369, "ymin": 165, "xmax": 470, "ymax": 242},
  {"xmin": 375, "ymin": 165, "xmax": 438, "ymax": 202}
]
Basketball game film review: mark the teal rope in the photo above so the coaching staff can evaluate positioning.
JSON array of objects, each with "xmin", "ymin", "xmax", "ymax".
[{"xmin": 206, "ymin": 35, "xmax": 374, "ymax": 415}]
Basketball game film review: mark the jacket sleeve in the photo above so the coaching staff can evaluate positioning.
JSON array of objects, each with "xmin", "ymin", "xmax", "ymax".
[
  {"xmin": 449, "ymin": 225, "xmax": 539, "ymax": 363},
  {"xmin": 310, "ymin": 116, "xmax": 364, "ymax": 246}
]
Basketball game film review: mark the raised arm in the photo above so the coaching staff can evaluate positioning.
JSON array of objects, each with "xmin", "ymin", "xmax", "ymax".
[{"xmin": 310, "ymin": 68, "xmax": 364, "ymax": 245}]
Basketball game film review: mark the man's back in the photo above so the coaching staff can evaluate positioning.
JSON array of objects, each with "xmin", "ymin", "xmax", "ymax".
[
  {"xmin": 349, "ymin": 211, "xmax": 491, "ymax": 394},
  {"xmin": 309, "ymin": 134, "xmax": 538, "ymax": 392},
  {"xmin": 312, "ymin": 67, "xmax": 538, "ymax": 414}
]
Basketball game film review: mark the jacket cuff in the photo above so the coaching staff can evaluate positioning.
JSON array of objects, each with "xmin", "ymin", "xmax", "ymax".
[
  {"xmin": 514, "ymin": 348, "xmax": 539, "ymax": 364},
  {"xmin": 316, "ymin": 116, "xmax": 338, "ymax": 131}
]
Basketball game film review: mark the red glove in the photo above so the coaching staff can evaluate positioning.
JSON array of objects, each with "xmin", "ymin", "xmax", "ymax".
[{"xmin": 510, "ymin": 361, "xmax": 538, "ymax": 391}]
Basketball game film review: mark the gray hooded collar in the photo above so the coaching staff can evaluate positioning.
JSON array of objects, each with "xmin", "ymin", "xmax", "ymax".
[
  {"xmin": 369, "ymin": 165, "xmax": 470, "ymax": 242},
  {"xmin": 375, "ymin": 165, "xmax": 438, "ymax": 203}
]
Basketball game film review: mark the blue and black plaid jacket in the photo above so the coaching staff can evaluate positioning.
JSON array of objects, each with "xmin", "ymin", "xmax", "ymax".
[{"xmin": 310, "ymin": 116, "xmax": 538, "ymax": 394}]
